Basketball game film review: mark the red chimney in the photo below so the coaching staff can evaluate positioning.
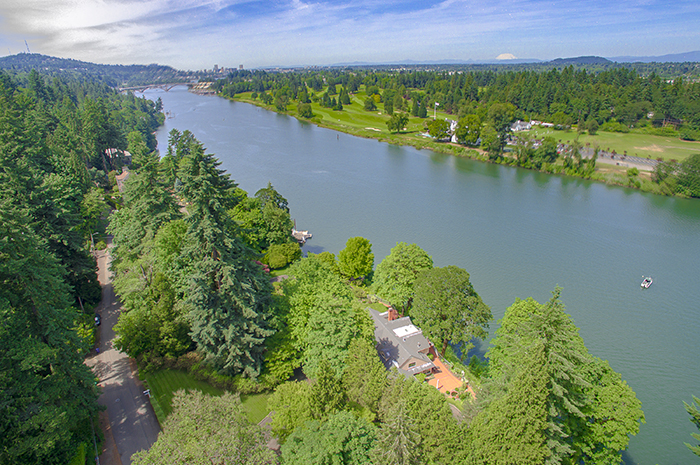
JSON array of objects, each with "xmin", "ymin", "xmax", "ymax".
[{"xmin": 388, "ymin": 307, "xmax": 399, "ymax": 321}]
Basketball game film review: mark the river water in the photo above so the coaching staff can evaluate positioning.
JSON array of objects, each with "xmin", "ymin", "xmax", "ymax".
[{"xmin": 142, "ymin": 86, "xmax": 700, "ymax": 465}]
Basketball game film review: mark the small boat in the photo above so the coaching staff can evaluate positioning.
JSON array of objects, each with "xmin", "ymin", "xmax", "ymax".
[{"xmin": 641, "ymin": 276, "xmax": 653, "ymax": 289}]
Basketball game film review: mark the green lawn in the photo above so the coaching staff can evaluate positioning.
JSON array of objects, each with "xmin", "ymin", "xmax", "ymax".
[
  {"xmin": 235, "ymin": 89, "xmax": 448, "ymax": 145},
  {"xmin": 232, "ymin": 87, "xmax": 700, "ymax": 162},
  {"xmin": 240, "ymin": 392, "xmax": 272, "ymax": 424},
  {"xmin": 143, "ymin": 369, "xmax": 271, "ymax": 425},
  {"xmin": 524, "ymin": 126, "xmax": 700, "ymax": 162}
]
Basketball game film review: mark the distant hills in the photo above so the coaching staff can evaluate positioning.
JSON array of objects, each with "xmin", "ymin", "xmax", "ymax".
[
  {"xmin": 1, "ymin": 51, "xmax": 699, "ymax": 84},
  {"xmin": 0, "ymin": 53, "xmax": 201, "ymax": 86},
  {"xmin": 608, "ymin": 50, "xmax": 700, "ymax": 63},
  {"xmin": 329, "ymin": 52, "xmax": 698, "ymax": 69}
]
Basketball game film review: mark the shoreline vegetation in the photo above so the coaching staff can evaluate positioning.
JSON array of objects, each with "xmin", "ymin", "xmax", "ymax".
[
  {"xmin": 203, "ymin": 67, "xmax": 700, "ymax": 198},
  {"xmin": 219, "ymin": 89, "xmax": 698, "ymax": 197}
]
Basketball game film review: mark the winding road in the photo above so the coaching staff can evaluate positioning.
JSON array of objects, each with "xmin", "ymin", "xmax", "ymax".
[{"xmin": 85, "ymin": 242, "xmax": 160, "ymax": 465}]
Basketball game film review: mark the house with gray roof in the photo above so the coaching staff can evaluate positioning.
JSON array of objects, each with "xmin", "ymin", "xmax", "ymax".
[{"xmin": 368, "ymin": 307, "xmax": 435, "ymax": 377}]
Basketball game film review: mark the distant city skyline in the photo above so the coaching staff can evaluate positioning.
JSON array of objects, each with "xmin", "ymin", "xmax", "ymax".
[{"xmin": 1, "ymin": 0, "xmax": 699, "ymax": 70}]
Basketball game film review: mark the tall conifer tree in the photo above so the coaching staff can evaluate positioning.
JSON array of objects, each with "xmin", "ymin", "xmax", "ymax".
[{"xmin": 177, "ymin": 137, "xmax": 273, "ymax": 377}]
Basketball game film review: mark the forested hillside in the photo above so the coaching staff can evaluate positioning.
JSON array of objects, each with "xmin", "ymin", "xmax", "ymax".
[
  {"xmin": 0, "ymin": 53, "xmax": 202, "ymax": 87},
  {"xmin": 0, "ymin": 69, "xmax": 164, "ymax": 464}
]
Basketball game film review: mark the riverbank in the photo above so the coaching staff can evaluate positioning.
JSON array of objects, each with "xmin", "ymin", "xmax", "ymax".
[{"xmin": 214, "ymin": 91, "xmax": 695, "ymax": 198}]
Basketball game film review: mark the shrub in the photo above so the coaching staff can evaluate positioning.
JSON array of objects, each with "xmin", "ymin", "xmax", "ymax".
[
  {"xmin": 680, "ymin": 128, "xmax": 700, "ymax": 141},
  {"xmin": 264, "ymin": 243, "xmax": 302, "ymax": 269},
  {"xmin": 600, "ymin": 121, "xmax": 630, "ymax": 133},
  {"xmin": 96, "ymin": 240, "xmax": 108, "ymax": 250}
]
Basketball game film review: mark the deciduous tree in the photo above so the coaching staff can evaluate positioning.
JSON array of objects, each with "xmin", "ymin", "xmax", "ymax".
[
  {"xmin": 337, "ymin": 236, "xmax": 374, "ymax": 281},
  {"xmin": 268, "ymin": 381, "xmax": 313, "ymax": 442},
  {"xmin": 281, "ymin": 411, "xmax": 377, "ymax": 465},
  {"xmin": 456, "ymin": 114, "xmax": 482, "ymax": 145},
  {"xmin": 427, "ymin": 118, "xmax": 451, "ymax": 140},
  {"xmin": 411, "ymin": 265, "xmax": 492, "ymax": 357},
  {"xmin": 387, "ymin": 113, "xmax": 409, "ymax": 133},
  {"xmin": 372, "ymin": 242, "xmax": 433, "ymax": 314},
  {"xmin": 131, "ymin": 390, "xmax": 274, "ymax": 465}
]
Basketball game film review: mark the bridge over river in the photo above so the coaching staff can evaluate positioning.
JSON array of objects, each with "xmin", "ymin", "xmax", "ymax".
[{"xmin": 119, "ymin": 82, "xmax": 187, "ymax": 93}]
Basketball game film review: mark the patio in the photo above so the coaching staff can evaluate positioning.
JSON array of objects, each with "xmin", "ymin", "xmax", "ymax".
[{"xmin": 427, "ymin": 355, "xmax": 475, "ymax": 399}]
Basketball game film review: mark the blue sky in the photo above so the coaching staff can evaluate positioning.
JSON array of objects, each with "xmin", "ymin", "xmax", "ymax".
[{"xmin": 1, "ymin": 0, "xmax": 699, "ymax": 69}]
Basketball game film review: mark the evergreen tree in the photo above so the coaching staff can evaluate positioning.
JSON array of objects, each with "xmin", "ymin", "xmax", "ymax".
[
  {"xmin": 684, "ymin": 396, "xmax": 700, "ymax": 457},
  {"xmin": 468, "ymin": 341, "xmax": 550, "ymax": 465},
  {"xmin": 343, "ymin": 338, "xmax": 388, "ymax": 415},
  {"xmin": 372, "ymin": 403, "xmax": 422, "ymax": 465},
  {"xmin": 411, "ymin": 98, "xmax": 420, "ymax": 117},
  {"xmin": 0, "ymin": 204, "xmax": 100, "ymax": 465},
  {"xmin": 488, "ymin": 289, "xmax": 644, "ymax": 464},
  {"xmin": 378, "ymin": 373, "xmax": 458, "ymax": 464},
  {"xmin": 177, "ymin": 137, "xmax": 274, "ymax": 377},
  {"xmin": 309, "ymin": 359, "xmax": 346, "ymax": 420}
]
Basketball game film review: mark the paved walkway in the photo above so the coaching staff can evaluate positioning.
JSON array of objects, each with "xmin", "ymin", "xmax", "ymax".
[{"xmin": 85, "ymin": 243, "xmax": 160, "ymax": 465}]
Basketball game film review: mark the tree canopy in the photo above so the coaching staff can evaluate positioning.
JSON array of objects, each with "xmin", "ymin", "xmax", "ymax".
[
  {"xmin": 411, "ymin": 265, "xmax": 492, "ymax": 357},
  {"xmin": 131, "ymin": 390, "xmax": 275, "ymax": 465},
  {"xmin": 337, "ymin": 236, "xmax": 374, "ymax": 281},
  {"xmin": 372, "ymin": 242, "xmax": 433, "ymax": 314},
  {"xmin": 487, "ymin": 289, "xmax": 644, "ymax": 464}
]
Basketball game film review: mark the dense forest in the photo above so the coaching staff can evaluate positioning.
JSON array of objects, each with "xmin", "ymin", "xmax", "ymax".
[
  {"xmin": 0, "ymin": 69, "xmax": 164, "ymax": 464},
  {"xmin": 216, "ymin": 65, "xmax": 700, "ymax": 138}
]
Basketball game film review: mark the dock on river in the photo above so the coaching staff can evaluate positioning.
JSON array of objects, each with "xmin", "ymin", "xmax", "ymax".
[{"xmin": 292, "ymin": 229, "xmax": 312, "ymax": 244}]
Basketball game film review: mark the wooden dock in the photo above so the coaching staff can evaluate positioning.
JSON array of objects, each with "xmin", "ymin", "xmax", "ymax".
[{"xmin": 292, "ymin": 229, "xmax": 312, "ymax": 244}]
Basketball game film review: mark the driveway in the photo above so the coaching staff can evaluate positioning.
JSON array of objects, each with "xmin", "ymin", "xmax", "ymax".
[{"xmin": 85, "ymin": 242, "xmax": 161, "ymax": 464}]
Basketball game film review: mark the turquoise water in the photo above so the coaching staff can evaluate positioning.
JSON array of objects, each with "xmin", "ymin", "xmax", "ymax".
[{"xmin": 144, "ymin": 87, "xmax": 700, "ymax": 464}]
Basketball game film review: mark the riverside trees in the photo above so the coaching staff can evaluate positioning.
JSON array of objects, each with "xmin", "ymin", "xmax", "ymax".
[
  {"xmin": 486, "ymin": 289, "xmax": 644, "ymax": 465},
  {"xmin": 111, "ymin": 130, "xmax": 287, "ymax": 377},
  {"xmin": 372, "ymin": 242, "xmax": 433, "ymax": 314},
  {"xmin": 411, "ymin": 265, "xmax": 492, "ymax": 357}
]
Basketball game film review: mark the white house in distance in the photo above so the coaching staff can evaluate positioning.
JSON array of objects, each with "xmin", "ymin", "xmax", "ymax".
[{"xmin": 511, "ymin": 120, "xmax": 532, "ymax": 132}]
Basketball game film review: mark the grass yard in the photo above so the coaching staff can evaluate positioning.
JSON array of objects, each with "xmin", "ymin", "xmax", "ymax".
[
  {"xmin": 524, "ymin": 127, "xmax": 700, "ymax": 162},
  {"xmin": 234, "ymin": 89, "xmax": 450, "ymax": 145},
  {"xmin": 232, "ymin": 87, "xmax": 700, "ymax": 163},
  {"xmin": 240, "ymin": 392, "xmax": 273, "ymax": 424},
  {"xmin": 143, "ymin": 369, "xmax": 271, "ymax": 425}
]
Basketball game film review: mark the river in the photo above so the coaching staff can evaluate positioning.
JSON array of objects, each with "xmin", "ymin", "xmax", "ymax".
[{"xmin": 141, "ymin": 86, "xmax": 700, "ymax": 465}]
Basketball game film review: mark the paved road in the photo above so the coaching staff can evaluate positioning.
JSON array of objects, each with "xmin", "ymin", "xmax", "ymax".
[{"xmin": 85, "ymin": 244, "xmax": 160, "ymax": 465}]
